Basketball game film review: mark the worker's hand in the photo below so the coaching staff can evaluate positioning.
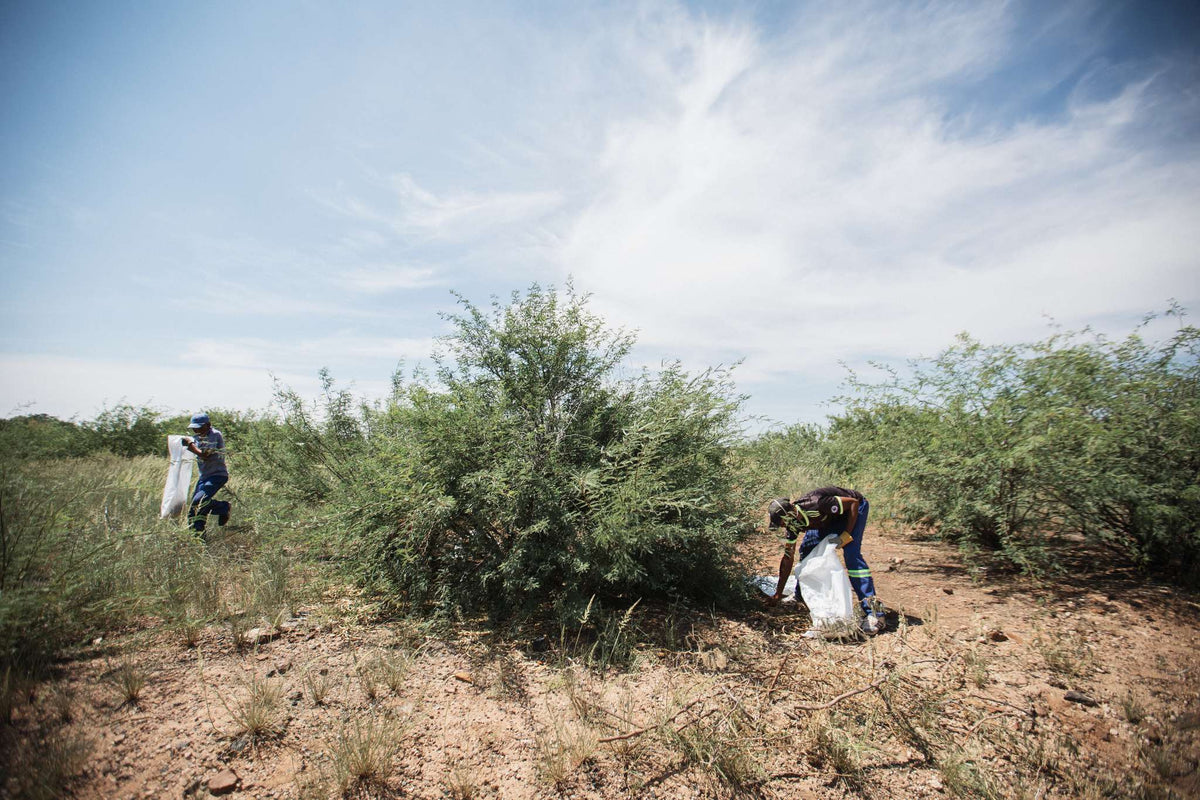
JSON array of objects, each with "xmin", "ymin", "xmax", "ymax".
[
  {"xmin": 763, "ymin": 593, "xmax": 782, "ymax": 608},
  {"xmin": 182, "ymin": 436, "xmax": 192, "ymax": 446}
]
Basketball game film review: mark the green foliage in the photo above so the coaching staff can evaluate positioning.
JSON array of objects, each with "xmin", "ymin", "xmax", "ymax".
[
  {"xmin": 290, "ymin": 283, "xmax": 759, "ymax": 616},
  {"xmin": 246, "ymin": 369, "xmax": 367, "ymax": 504},
  {"xmin": 2, "ymin": 405, "xmax": 274, "ymax": 464},
  {"xmin": 86, "ymin": 403, "xmax": 167, "ymax": 457},
  {"xmin": 819, "ymin": 309, "xmax": 1200, "ymax": 581},
  {"xmin": 0, "ymin": 414, "xmax": 92, "ymax": 460},
  {"xmin": 0, "ymin": 451, "xmax": 293, "ymax": 680}
]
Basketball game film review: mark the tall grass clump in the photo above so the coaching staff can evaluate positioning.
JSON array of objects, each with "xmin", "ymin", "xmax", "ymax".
[
  {"xmin": 0, "ymin": 447, "xmax": 278, "ymax": 682},
  {"xmin": 264, "ymin": 283, "xmax": 762, "ymax": 617}
]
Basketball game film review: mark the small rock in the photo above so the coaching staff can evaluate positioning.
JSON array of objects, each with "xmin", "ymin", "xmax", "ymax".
[
  {"xmin": 942, "ymin": 588, "xmax": 954, "ymax": 595},
  {"xmin": 243, "ymin": 627, "xmax": 279, "ymax": 645},
  {"xmin": 454, "ymin": 671, "xmax": 474, "ymax": 684},
  {"xmin": 929, "ymin": 773, "xmax": 944, "ymax": 790},
  {"xmin": 988, "ymin": 630, "xmax": 1009, "ymax": 642},
  {"xmin": 1048, "ymin": 677, "xmax": 1068, "ymax": 689},
  {"xmin": 289, "ymin": 690, "xmax": 303, "ymax": 703},
  {"xmin": 208, "ymin": 769, "xmax": 239, "ymax": 795},
  {"xmin": 1064, "ymin": 690, "xmax": 1099, "ymax": 707},
  {"xmin": 92, "ymin": 637, "xmax": 104, "ymax": 646}
]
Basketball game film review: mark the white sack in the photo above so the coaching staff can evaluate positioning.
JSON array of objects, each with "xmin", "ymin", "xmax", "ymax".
[
  {"xmin": 750, "ymin": 575, "xmax": 797, "ymax": 598},
  {"xmin": 160, "ymin": 435, "xmax": 196, "ymax": 518},
  {"xmin": 797, "ymin": 536, "xmax": 857, "ymax": 637}
]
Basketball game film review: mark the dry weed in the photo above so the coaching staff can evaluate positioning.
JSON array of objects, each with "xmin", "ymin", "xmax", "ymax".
[
  {"xmin": 109, "ymin": 659, "xmax": 146, "ymax": 708},
  {"xmin": 962, "ymin": 647, "xmax": 990, "ymax": 688},
  {"xmin": 534, "ymin": 713, "xmax": 599, "ymax": 788},
  {"xmin": 443, "ymin": 762, "xmax": 480, "ymax": 799},
  {"xmin": 303, "ymin": 666, "xmax": 334, "ymax": 707},
  {"xmin": 46, "ymin": 682, "xmax": 76, "ymax": 723},
  {"xmin": 4, "ymin": 728, "xmax": 91, "ymax": 800},
  {"xmin": 1120, "ymin": 691, "xmax": 1146, "ymax": 724},
  {"xmin": 225, "ymin": 673, "xmax": 284, "ymax": 743},
  {"xmin": 665, "ymin": 699, "xmax": 763, "ymax": 791},
  {"xmin": 1034, "ymin": 627, "xmax": 1094, "ymax": 678},
  {"xmin": 327, "ymin": 714, "xmax": 406, "ymax": 795}
]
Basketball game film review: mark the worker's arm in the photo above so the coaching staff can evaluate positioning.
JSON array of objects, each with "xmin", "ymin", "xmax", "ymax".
[
  {"xmin": 837, "ymin": 497, "xmax": 860, "ymax": 546},
  {"xmin": 181, "ymin": 437, "xmax": 209, "ymax": 460},
  {"xmin": 765, "ymin": 539, "xmax": 797, "ymax": 606}
]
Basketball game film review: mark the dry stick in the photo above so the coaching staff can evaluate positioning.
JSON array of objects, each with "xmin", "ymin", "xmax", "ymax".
[
  {"xmin": 764, "ymin": 656, "xmax": 788, "ymax": 703},
  {"xmin": 966, "ymin": 693, "xmax": 1035, "ymax": 716},
  {"xmin": 966, "ymin": 710, "xmax": 1021, "ymax": 736},
  {"xmin": 672, "ymin": 707, "xmax": 720, "ymax": 735},
  {"xmin": 720, "ymin": 683, "xmax": 759, "ymax": 725},
  {"xmin": 787, "ymin": 673, "xmax": 892, "ymax": 714},
  {"xmin": 597, "ymin": 696, "xmax": 706, "ymax": 744}
]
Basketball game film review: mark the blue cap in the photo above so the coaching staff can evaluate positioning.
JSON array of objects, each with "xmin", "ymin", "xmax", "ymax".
[{"xmin": 188, "ymin": 413, "xmax": 210, "ymax": 430}]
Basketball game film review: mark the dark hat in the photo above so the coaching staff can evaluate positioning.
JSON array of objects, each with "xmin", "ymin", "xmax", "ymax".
[{"xmin": 767, "ymin": 498, "xmax": 793, "ymax": 529}]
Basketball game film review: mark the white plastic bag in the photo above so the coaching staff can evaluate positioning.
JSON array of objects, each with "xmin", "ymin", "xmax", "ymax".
[
  {"xmin": 749, "ymin": 574, "xmax": 798, "ymax": 599},
  {"xmin": 160, "ymin": 435, "xmax": 196, "ymax": 518},
  {"xmin": 796, "ymin": 536, "xmax": 857, "ymax": 637}
]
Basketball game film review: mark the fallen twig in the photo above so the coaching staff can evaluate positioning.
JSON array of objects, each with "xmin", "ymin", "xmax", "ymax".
[
  {"xmin": 966, "ymin": 693, "xmax": 1034, "ymax": 716},
  {"xmin": 597, "ymin": 696, "xmax": 706, "ymax": 744},
  {"xmin": 966, "ymin": 710, "xmax": 1020, "ymax": 736},
  {"xmin": 787, "ymin": 673, "xmax": 891, "ymax": 714},
  {"xmin": 764, "ymin": 655, "xmax": 787, "ymax": 703}
]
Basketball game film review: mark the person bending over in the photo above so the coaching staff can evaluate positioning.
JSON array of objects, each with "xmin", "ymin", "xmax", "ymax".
[{"xmin": 765, "ymin": 487, "xmax": 886, "ymax": 634}]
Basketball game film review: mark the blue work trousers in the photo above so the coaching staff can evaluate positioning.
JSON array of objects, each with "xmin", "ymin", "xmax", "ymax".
[
  {"xmin": 189, "ymin": 474, "xmax": 230, "ymax": 532},
  {"xmin": 799, "ymin": 498, "xmax": 877, "ymax": 614}
]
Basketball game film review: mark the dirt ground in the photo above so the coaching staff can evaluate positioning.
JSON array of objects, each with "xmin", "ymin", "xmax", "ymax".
[{"xmin": 7, "ymin": 526, "xmax": 1200, "ymax": 800}]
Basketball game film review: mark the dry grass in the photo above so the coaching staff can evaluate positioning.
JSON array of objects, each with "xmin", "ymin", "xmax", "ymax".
[
  {"xmin": 1034, "ymin": 627, "xmax": 1094, "ymax": 679},
  {"xmin": 443, "ymin": 762, "xmax": 480, "ymax": 800},
  {"xmin": 326, "ymin": 714, "xmax": 407, "ymax": 796},
  {"xmin": 534, "ymin": 712, "xmax": 599, "ymax": 788},
  {"xmin": 303, "ymin": 665, "xmax": 335, "ymax": 707},
  {"xmin": 224, "ymin": 673, "xmax": 285, "ymax": 743},
  {"xmin": 2, "ymin": 728, "xmax": 91, "ymax": 800},
  {"xmin": 109, "ymin": 659, "xmax": 147, "ymax": 709}
]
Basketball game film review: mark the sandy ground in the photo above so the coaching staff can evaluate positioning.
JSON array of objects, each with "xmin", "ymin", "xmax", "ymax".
[{"xmin": 8, "ymin": 526, "xmax": 1200, "ymax": 800}]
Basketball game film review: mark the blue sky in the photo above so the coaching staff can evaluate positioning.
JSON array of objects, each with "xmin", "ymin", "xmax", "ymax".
[{"xmin": 2, "ymin": 0, "xmax": 1198, "ymax": 428}]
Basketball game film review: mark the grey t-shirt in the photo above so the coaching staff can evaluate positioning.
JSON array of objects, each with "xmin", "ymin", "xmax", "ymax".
[{"xmin": 194, "ymin": 428, "xmax": 228, "ymax": 479}]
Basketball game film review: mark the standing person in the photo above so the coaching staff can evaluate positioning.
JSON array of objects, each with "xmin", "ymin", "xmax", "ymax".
[
  {"xmin": 765, "ymin": 487, "xmax": 886, "ymax": 634},
  {"xmin": 181, "ymin": 413, "xmax": 230, "ymax": 533}
]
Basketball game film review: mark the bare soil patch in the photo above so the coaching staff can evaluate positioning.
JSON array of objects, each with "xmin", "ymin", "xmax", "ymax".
[{"xmin": 6, "ymin": 526, "xmax": 1199, "ymax": 799}]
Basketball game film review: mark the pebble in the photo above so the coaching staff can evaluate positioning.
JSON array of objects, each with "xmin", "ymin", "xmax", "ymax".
[
  {"xmin": 1065, "ymin": 690, "xmax": 1099, "ymax": 707},
  {"xmin": 208, "ymin": 768, "xmax": 239, "ymax": 795}
]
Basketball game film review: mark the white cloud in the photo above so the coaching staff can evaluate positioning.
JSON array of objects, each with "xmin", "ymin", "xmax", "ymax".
[
  {"xmin": 556, "ymin": 2, "xmax": 1200, "ymax": 398},
  {"xmin": 0, "ymin": 354, "xmax": 309, "ymax": 419},
  {"xmin": 317, "ymin": 172, "xmax": 564, "ymax": 246},
  {"xmin": 180, "ymin": 334, "xmax": 435, "ymax": 372},
  {"xmin": 339, "ymin": 266, "xmax": 443, "ymax": 293}
]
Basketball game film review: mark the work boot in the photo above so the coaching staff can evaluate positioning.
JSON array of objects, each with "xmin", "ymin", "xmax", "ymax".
[
  {"xmin": 218, "ymin": 511, "xmax": 229, "ymax": 526},
  {"xmin": 861, "ymin": 614, "xmax": 885, "ymax": 636}
]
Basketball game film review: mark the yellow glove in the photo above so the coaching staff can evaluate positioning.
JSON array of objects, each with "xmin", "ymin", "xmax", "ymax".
[{"xmin": 838, "ymin": 532, "xmax": 853, "ymax": 548}]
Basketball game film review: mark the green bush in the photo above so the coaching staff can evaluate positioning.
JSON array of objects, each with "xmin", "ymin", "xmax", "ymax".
[
  {"xmin": 0, "ymin": 414, "xmax": 93, "ymax": 460},
  {"xmin": 85, "ymin": 403, "xmax": 167, "ymax": 457},
  {"xmin": 280, "ymin": 284, "xmax": 760, "ymax": 616},
  {"xmin": 822, "ymin": 311, "xmax": 1200, "ymax": 581}
]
